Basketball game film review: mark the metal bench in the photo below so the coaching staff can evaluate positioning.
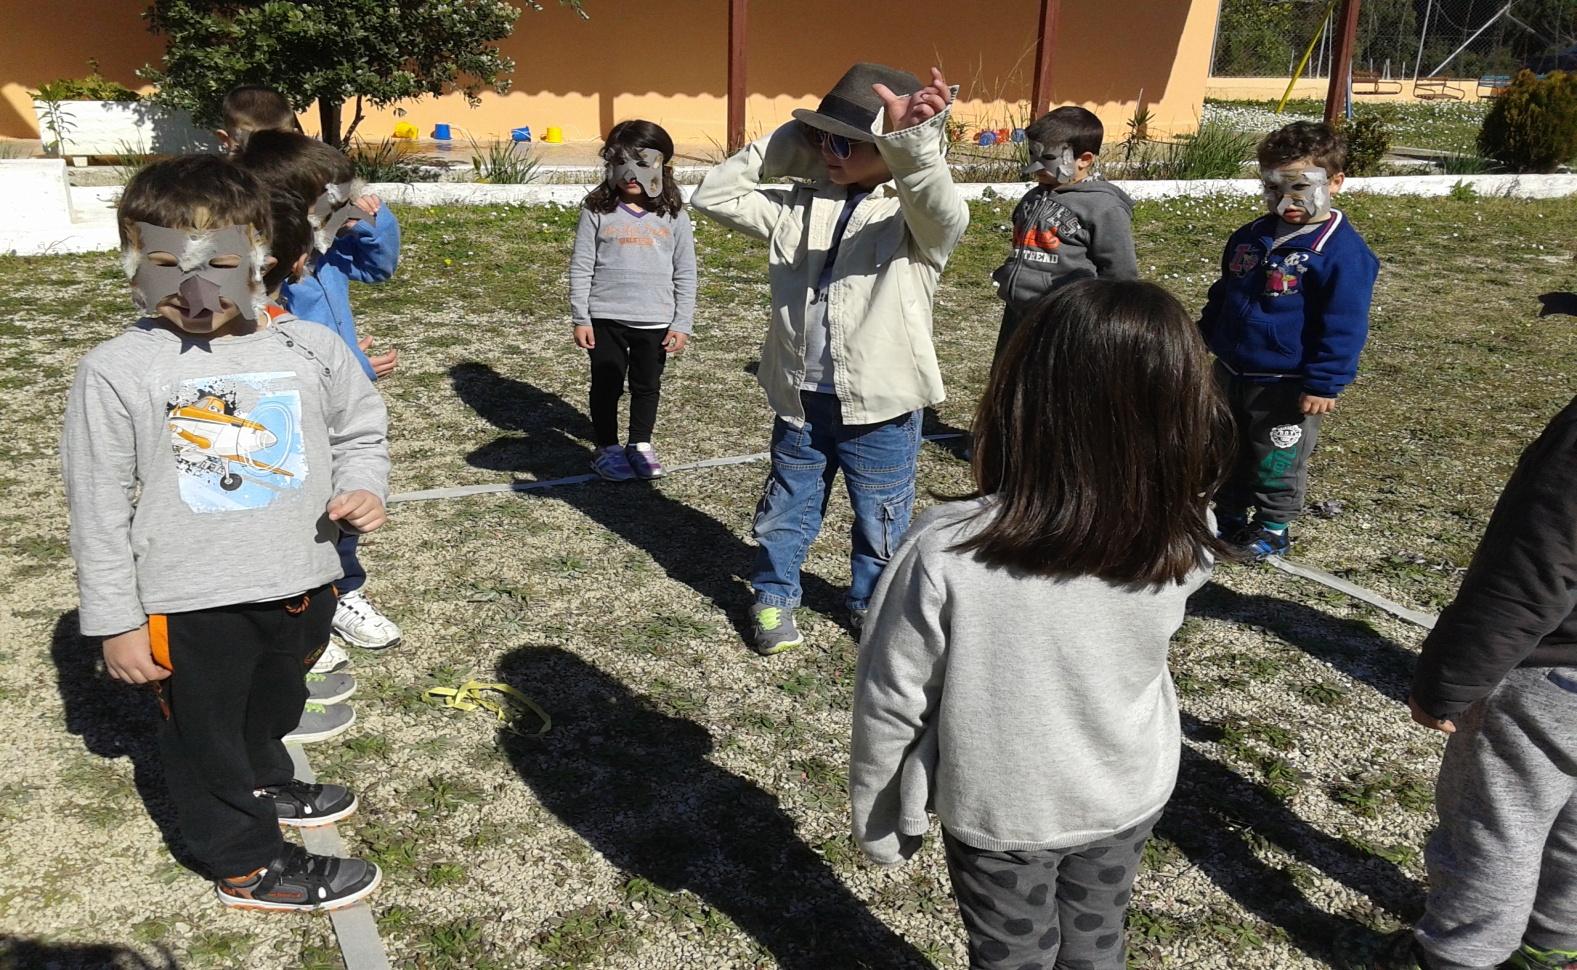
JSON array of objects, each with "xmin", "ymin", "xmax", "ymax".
[
  {"xmin": 1477, "ymin": 74, "xmax": 1513, "ymax": 96},
  {"xmin": 1353, "ymin": 70, "xmax": 1404, "ymax": 96},
  {"xmin": 1414, "ymin": 76, "xmax": 1467, "ymax": 100}
]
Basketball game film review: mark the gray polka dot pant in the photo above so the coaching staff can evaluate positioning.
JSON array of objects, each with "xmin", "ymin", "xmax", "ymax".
[{"xmin": 942, "ymin": 812, "xmax": 1160, "ymax": 970}]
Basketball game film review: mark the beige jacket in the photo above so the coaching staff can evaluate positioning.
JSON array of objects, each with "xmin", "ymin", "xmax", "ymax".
[{"xmin": 690, "ymin": 111, "xmax": 969, "ymax": 426}]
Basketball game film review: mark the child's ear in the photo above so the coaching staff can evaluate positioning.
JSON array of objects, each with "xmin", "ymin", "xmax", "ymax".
[
  {"xmin": 291, "ymin": 253, "xmax": 309, "ymax": 279},
  {"xmin": 216, "ymin": 130, "xmax": 235, "ymax": 152},
  {"xmin": 1329, "ymin": 172, "xmax": 1347, "ymax": 194},
  {"xmin": 1077, "ymin": 151, "xmax": 1097, "ymax": 167},
  {"xmin": 260, "ymin": 255, "xmax": 279, "ymax": 275}
]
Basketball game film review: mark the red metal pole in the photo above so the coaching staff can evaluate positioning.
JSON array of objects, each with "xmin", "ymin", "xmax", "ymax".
[
  {"xmin": 728, "ymin": 0, "xmax": 749, "ymax": 152},
  {"xmin": 1031, "ymin": 0, "xmax": 1062, "ymax": 118},
  {"xmin": 1325, "ymin": 0, "xmax": 1361, "ymax": 125}
]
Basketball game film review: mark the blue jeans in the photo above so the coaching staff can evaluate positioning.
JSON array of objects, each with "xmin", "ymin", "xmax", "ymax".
[
  {"xmin": 336, "ymin": 531, "xmax": 366, "ymax": 594},
  {"xmin": 751, "ymin": 392, "xmax": 922, "ymax": 613}
]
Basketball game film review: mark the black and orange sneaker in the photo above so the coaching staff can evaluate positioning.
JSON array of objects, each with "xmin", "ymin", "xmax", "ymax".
[
  {"xmin": 256, "ymin": 780, "xmax": 357, "ymax": 827},
  {"xmin": 216, "ymin": 843, "xmax": 380, "ymax": 912}
]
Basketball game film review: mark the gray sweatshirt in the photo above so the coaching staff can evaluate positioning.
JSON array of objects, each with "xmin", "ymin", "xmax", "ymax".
[
  {"xmin": 63, "ymin": 315, "xmax": 390, "ymax": 637},
  {"xmin": 850, "ymin": 499, "xmax": 1212, "ymax": 865},
  {"xmin": 991, "ymin": 178, "xmax": 1139, "ymax": 312},
  {"xmin": 568, "ymin": 203, "xmax": 698, "ymax": 333}
]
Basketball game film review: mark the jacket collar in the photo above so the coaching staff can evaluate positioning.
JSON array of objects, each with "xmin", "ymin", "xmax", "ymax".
[{"xmin": 1257, "ymin": 210, "xmax": 1346, "ymax": 253}]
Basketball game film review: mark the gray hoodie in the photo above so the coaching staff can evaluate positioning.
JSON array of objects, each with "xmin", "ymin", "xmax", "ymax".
[
  {"xmin": 63, "ymin": 315, "xmax": 389, "ymax": 637},
  {"xmin": 991, "ymin": 178, "xmax": 1139, "ymax": 312}
]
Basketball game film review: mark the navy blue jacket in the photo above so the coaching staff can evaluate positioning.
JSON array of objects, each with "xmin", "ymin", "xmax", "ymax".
[
  {"xmin": 1199, "ymin": 210, "xmax": 1379, "ymax": 398},
  {"xmin": 280, "ymin": 207, "xmax": 401, "ymax": 381}
]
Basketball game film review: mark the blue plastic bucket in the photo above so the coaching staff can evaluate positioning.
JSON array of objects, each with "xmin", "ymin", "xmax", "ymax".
[
  {"xmin": 511, "ymin": 126, "xmax": 532, "ymax": 142},
  {"xmin": 432, "ymin": 123, "xmax": 453, "ymax": 140}
]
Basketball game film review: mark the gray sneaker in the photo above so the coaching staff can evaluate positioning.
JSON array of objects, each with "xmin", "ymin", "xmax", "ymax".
[
  {"xmin": 284, "ymin": 702, "xmax": 355, "ymax": 744},
  {"xmin": 750, "ymin": 604, "xmax": 804, "ymax": 656},
  {"xmin": 305, "ymin": 671, "xmax": 356, "ymax": 705}
]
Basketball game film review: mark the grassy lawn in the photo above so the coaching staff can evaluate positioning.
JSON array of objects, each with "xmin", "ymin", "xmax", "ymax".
[
  {"xmin": 1206, "ymin": 97, "xmax": 1492, "ymax": 155},
  {"xmin": 0, "ymin": 189, "xmax": 1574, "ymax": 969}
]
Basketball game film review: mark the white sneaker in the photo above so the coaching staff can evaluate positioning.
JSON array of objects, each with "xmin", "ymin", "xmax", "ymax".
[
  {"xmin": 333, "ymin": 589, "xmax": 401, "ymax": 650},
  {"xmin": 310, "ymin": 642, "xmax": 351, "ymax": 674}
]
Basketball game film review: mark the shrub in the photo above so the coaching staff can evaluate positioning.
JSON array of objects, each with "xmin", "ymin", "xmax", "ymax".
[
  {"xmin": 32, "ymin": 60, "xmax": 140, "ymax": 102},
  {"xmin": 1336, "ymin": 112, "xmax": 1391, "ymax": 176},
  {"xmin": 1153, "ymin": 121, "xmax": 1257, "ymax": 180},
  {"xmin": 470, "ymin": 138, "xmax": 540, "ymax": 185},
  {"xmin": 1478, "ymin": 70, "xmax": 1577, "ymax": 173},
  {"xmin": 350, "ymin": 139, "xmax": 443, "ymax": 183}
]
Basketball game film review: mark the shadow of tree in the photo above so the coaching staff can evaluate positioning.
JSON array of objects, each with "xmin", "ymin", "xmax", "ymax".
[
  {"xmin": 1190, "ymin": 581, "xmax": 1417, "ymax": 703},
  {"xmin": 450, "ymin": 361, "xmax": 851, "ymax": 636},
  {"xmin": 49, "ymin": 610, "xmax": 200, "ymax": 874},
  {"xmin": 0, "ymin": 936, "xmax": 178, "ymax": 970},
  {"xmin": 496, "ymin": 644, "xmax": 932, "ymax": 969}
]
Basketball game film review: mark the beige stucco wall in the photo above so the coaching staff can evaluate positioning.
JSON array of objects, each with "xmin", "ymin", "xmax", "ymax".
[{"xmin": 2, "ymin": 1, "xmax": 1221, "ymax": 148}]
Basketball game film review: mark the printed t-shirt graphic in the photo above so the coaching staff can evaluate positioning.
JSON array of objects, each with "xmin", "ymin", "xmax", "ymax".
[{"xmin": 166, "ymin": 370, "xmax": 308, "ymax": 512}]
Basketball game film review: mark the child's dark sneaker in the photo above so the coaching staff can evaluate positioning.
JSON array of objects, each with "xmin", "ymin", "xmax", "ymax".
[
  {"xmin": 304, "ymin": 671, "xmax": 355, "ymax": 705},
  {"xmin": 283, "ymin": 702, "xmax": 355, "ymax": 744},
  {"xmin": 625, "ymin": 442, "xmax": 666, "ymax": 479},
  {"xmin": 591, "ymin": 444, "xmax": 635, "ymax": 481},
  {"xmin": 1509, "ymin": 943, "xmax": 1577, "ymax": 970},
  {"xmin": 750, "ymin": 604, "xmax": 804, "ymax": 656},
  {"xmin": 256, "ymin": 780, "xmax": 358, "ymax": 827},
  {"xmin": 1365, "ymin": 929, "xmax": 1427, "ymax": 970},
  {"xmin": 216, "ymin": 843, "xmax": 380, "ymax": 912},
  {"xmin": 850, "ymin": 607, "xmax": 869, "ymax": 640},
  {"xmin": 1214, "ymin": 509, "xmax": 1248, "ymax": 540},
  {"xmin": 1229, "ymin": 523, "xmax": 1291, "ymax": 562}
]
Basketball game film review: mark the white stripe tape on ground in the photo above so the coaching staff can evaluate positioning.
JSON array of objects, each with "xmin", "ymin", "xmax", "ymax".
[
  {"xmin": 286, "ymin": 744, "xmax": 392, "ymax": 970},
  {"xmin": 386, "ymin": 435, "xmax": 963, "ymax": 505},
  {"xmin": 1265, "ymin": 554, "xmax": 1439, "ymax": 630}
]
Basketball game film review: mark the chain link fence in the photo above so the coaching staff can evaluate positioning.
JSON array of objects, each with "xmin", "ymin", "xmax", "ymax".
[{"xmin": 1212, "ymin": 0, "xmax": 1577, "ymax": 80}]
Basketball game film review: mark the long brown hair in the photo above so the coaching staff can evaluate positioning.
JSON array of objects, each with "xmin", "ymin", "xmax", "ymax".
[
  {"xmin": 958, "ymin": 279, "xmax": 1234, "ymax": 586},
  {"xmin": 584, "ymin": 119, "xmax": 685, "ymax": 217}
]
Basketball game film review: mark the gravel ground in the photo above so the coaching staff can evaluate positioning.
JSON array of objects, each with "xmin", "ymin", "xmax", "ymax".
[{"xmin": 1, "ymin": 193, "xmax": 1573, "ymax": 969}]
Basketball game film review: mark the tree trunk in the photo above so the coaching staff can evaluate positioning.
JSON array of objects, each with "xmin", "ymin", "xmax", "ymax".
[{"xmin": 318, "ymin": 99, "xmax": 343, "ymax": 147}]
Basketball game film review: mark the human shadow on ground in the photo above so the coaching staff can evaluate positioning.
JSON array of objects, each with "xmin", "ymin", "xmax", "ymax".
[
  {"xmin": 497, "ymin": 645, "xmax": 932, "ymax": 969},
  {"xmin": 1538, "ymin": 291, "xmax": 1577, "ymax": 317},
  {"xmin": 1159, "ymin": 713, "xmax": 1423, "ymax": 964},
  {"xmin": 49, "ymin": 611, "xmax": 200, "ymax": 875},
  {"xmin": 451, "ymin": 362, "xmax": 852, "ymax": 635},
  {"xmin": 0, "ymin": 937, "xmax": 179, "ymax": 970},
  {"xmin": 1190, "ymin": 581, "xmax": 1417, "ymax": 703}
]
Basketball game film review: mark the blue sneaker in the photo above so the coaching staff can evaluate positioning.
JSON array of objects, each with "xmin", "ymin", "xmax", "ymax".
[
  {"xmin": 591, "ymin": 444, "xmax": 635, "ymax": 482},
  {"xmin": 1230, "ymin": 523, "xmax": 1290, "ymax": 562}
]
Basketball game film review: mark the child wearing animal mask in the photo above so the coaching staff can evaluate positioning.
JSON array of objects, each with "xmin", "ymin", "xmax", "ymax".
[
  {"xmin": 991, "ymin": 105, "xmax": 1138, "ymax": 363},
  {"xmin": 236, "ymin": 127, "xmax": 405, "ymax": 655},
  {"xmin": 1199, "ymin": 121, "xmax": 1380, "ymax": 561},
  {"xmin": 63, "ymin": 154, "xmax": 389, "ymax": 911},
  {"xmin": 569, "ymin": 119, "xmax": 698, "ymax": 481}
]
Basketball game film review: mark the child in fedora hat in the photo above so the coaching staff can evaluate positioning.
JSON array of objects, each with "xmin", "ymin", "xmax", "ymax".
[{"xmin": 692, "ymin": 63, "xmax": 969, "ymax": 656}]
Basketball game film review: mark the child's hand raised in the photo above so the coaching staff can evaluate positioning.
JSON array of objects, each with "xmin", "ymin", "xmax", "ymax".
[
  {"xmin": 327, "ymin": 489, "xmax": 387, "ymax": 534},
  {"xmin": 874, "ymin": 67, "xmax": 952, "ymax": 134}
]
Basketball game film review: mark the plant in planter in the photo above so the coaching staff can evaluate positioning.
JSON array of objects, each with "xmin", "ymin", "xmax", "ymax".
[{"xmin": 30, "ymin": 60, "xmax": 212, "ymax": 162}]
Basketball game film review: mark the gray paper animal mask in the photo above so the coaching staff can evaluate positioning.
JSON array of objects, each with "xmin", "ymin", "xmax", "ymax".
[
  {"xmin": 605, "ymin": 148, "xmax": 666, "ymax": 198},
  {"xmin": 310, "ymin": 179, "xmax": 372, "ymax": 254},
  {"xmin": 1023, "ymin": 140, "xmax": 1078, "ymax": 183},
  {"xmin": 128, "ymin": 223, "xmax": 268, "ymax": 327},
  {"xmin": 1260, "ymin": 167, "xmax": 1332, "ymax": 221}
]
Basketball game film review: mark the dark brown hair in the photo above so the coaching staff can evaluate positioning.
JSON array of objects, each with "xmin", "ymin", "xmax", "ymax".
[
  {"xmin": 1258, "ymin": 121, "xmax": 1347, "ymax": 176},
  {"xmin": 118, "ymin": 154, "xmax": 271, "ymax": 249},
  {"xmin": 584, "ymin": 119, "xmax": 685, "ymax": 217},
  {"xmin": 958, "ymin": 279, "xmax": 1234, "ymax": 586},
  {"xmin": 234, "ymin": 129, "xmax": 355, "ymax": 204},
  {"xmin": 1026, "ymin": 105, "xmax": 1104, "ymax": 157},
  {"xmin": 221, "ymin": 85, "xmax": 299, "ymax": 147},
  {"xmin": 262, "ymin": 188, "xmax": 312, "ymax": 292}
]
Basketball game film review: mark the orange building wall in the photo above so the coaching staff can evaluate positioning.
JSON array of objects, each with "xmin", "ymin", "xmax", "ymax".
[{"xmin": 1, "ymin": 1, "xmax": 1220, "ymax": 147}]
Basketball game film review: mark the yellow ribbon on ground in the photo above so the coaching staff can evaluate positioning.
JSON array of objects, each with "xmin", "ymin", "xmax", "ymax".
[{"xmin": 424, "ymin": 679, "xmax": 551, "ymax": 736}]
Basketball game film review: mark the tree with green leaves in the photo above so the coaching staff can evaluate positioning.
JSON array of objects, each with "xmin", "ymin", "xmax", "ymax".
[{"xmin": 141, "ymin": 0, "xmax": 586, "ymax": 147}]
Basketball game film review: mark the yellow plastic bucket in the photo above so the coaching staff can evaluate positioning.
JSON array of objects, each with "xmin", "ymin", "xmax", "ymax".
[
  {"xmin": 543, "ymin": 126, "xmax": 564, "ymax": 144},
  {"xmin": 392, "ymin": 122, "xmax": 418, "ymax": 140}
]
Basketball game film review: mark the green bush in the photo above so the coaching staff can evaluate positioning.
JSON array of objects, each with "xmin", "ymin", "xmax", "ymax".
[
  {"xmin": 1478, "ymin": 70, "xmax": 1577, "ymax": 173},
  {"xmin": 32, "ymin": 61, "xmax": 139, "ymax": 102},
  {"xmin": 1154, "ymin": 121, "xmax": 1257, "ymax": 180},
  {"xmin": 1336, "ymin": 112, "xmax": 1391, "ymax": 176}
]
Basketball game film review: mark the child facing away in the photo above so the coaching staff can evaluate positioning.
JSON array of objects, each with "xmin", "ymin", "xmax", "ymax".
[
  {"xmin": 991, "ymin": 105, "xmax": 1137, "ymax": 361},
  {"xmin": 235, "ymin": 123, "xmax": 404, "ymax": 653},
  {"xmin": 1377, "ymin": 395, "xmax": 1577, "ymax": 970},
  {"xmin": 569, "ymin": 119, "xmax": 698, "ymax": 481},
  {"xmin": 692, "ymin": 62, "xmax": 969, "ymax": 656},
  {"xmin": 214, "ymin": 83, "xmax": 303, "ymax": 152},
  {"xmin": 1199, "ymin": 120, "xmax": 1380, "ymax": 561},
  {"xmin": 850, "ymin": 279, "xmax": 1232, "ymax": 970},
  {"xmin": 63, "ymin": 155, "xmax": 389, "ymax": 911}
]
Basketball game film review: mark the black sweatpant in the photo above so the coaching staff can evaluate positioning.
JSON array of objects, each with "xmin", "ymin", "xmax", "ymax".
[
  {"xmin": 149, "ymin": 585, "xmax": 335, "ymax": 877},
  {"xmin": 1213, "ymin": 361, "xmax": 1323, "ymax": 527},
  {"xmin": 587, "ymin": 319, "xmax": 669, "ymax": 447}
]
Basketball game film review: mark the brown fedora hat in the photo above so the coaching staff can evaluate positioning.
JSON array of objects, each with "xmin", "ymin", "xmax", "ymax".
[{"xmin": 792, "ymin": 62, "xmax": 923, "ymax": 142}]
